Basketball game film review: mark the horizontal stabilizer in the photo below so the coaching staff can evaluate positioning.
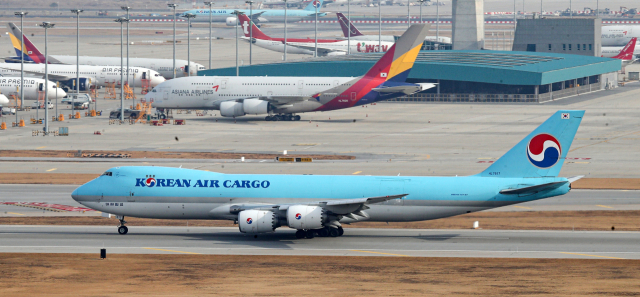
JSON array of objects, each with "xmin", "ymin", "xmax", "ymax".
[
  {"xmin": 567, "ymin": 175, "xmax": 584, "ymax": 183},
  {"xmin": 499, "ymin": 181, "xmax": 567, "ymax": 195},
  {"xmin": 324, "ymin": 194, "xmax": 408, "ymax": 206},
  {"xmin": 373, "ymin": 83, "xmax": 436, "ymax": 95}
]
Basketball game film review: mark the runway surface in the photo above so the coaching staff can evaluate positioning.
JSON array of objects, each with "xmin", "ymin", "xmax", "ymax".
[{"xmin": 1, "ymin": 225, "xmax": 638, "ymax": 259}]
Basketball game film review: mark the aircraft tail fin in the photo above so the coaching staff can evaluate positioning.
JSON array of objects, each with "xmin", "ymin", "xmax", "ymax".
[
  {"xmin": 362, "ymin": 24, "xmax": 428, "ymax": 83},
  {"xmin": 479, "ymin": 110, "xmax": 585, "ymax": 178},
  {"xmin": 337, "ymin": 12, "xmax": 364, "ymax": 37},
  {"xmin": 7, "ymin": 22, "xmax": 46, "ymax": 63},
  {"xmin": 237, "ymin": 14, "xmax": 272, "ymax": 40},
  {"xmin": 303, "ymin": 0, "xmax": 324, "ymax": 11},
  {"xmin": 612, "ymin": 37, "xmax": 637, "ymax": 60}
]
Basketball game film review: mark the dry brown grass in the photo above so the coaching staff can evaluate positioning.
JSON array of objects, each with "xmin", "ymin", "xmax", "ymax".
[{"xmin": 0, "ymin": 253, "xmax": 639, "ymax": 296}]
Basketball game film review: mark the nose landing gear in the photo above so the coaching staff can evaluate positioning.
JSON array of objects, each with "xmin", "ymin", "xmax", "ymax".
[{"xmin": 117, "ymin": 215, "xmax": 128, "ymax": 235}]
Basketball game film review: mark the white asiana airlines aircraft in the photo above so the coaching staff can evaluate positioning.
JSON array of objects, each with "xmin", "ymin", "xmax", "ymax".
[
  {"xmin": 0, "ymin": 64, "xmax": 165, "ymax": 90},
  {"xmin": 0, "ymin": 77, "xmax": 66, "ymax": 101},
  {"xmin": 149, "ymin": 25, "xmax": 435, "ymax": 121},
  {"xmin": 7, "ymin": 23, "xmax": 205, "ymax": 79},
  {"xmin": 602, "ymin": 26, "xmax": 640, "ymax": 46}
]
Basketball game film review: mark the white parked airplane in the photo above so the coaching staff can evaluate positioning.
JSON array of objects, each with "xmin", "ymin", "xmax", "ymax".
[
  {"xmin": 7, "ymin": 23, "xmax": 205, "ymax": 79},
  {"xmin": 0, "ymin": 77, "xmax": 66, "ymax": 101},
  {"xmin": 602, "ymin": 26, "xmax": 640, "ymax": 46},
  {"xmin": 602, "ymin": 38, "xmax": 639, "ymax": 59},
  {"xmin": 237, "ymin": 14, "xmax": 395, "ymax": 56},
  {"xmin": 148, "ymin": 25, "xmax": 435, "ymax": 121},
  {"xmin": 0, "ymin": 64, "xmax": 165, "ymax": 90}
]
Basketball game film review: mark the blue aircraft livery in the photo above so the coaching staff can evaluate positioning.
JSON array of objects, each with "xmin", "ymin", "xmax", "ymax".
[
  {"xmin": 72, "ymin": 110, "xmax": 586, "ymax": 238},
  {"xmin": 182, "ymin": 0, "xmax": 326, "ymax": 18}
]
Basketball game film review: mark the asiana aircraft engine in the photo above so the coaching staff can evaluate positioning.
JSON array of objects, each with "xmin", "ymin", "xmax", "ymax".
[
  {"xmin": 220, "ymin": 99, "xmax": 272, "ymax": 117},
  {"xmin": 286, "ymin": 205, "xmax": 326, "ymax": 230},
  {"xmin": 238, "ymin": 210, "xmax": 278, "ymax": 233}
]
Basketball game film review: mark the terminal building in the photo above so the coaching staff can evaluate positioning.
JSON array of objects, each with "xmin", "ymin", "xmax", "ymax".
[{"xmin": 199, "ymin": 50, "xmax": 620, "ymax": 103}]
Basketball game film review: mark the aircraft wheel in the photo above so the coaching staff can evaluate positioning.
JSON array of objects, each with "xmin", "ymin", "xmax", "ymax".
[
  {"xmin": 118, "ymin": 226, "xmax": 128, "ymax": 235},
  {"xmin": 295, "ymin": 230, "xmax": 306, "ymax": 239},
  {"xmin": 265, "ymin": 116, "xmax": 272, "ymax": 121},
  {"xmin": 284, "ymin": 114, "xmax": 293, "ymax": 121},
  {"xmin": 294, "ymin": 115, "xmax": 301, "ymax": 121},
  {"xmin": 160, "ymin": 114, "xmax": 167, "ymax": 120},
  {"xmin": 338, "ymin": 227, "xmax": 344, "ymax": 236},
  {"xmin": 329, "ymin": 228, "xmax": 339, "ymax": 237},
  {"xmin": 318, "ymin": 228, "xmax": 329, "ymax": 237},
  {"xmin": 305, "ymin": 230, "xmax": 315, "ymax": 239}
]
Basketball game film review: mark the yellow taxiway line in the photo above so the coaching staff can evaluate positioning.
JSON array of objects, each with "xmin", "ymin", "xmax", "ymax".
[
  {"xmin": 351, "ymin": 250, "xmax": 409, "ymax": 257},
  {"xmin": 7, "ymin": 212, "xmax": 25, "ymax": 216},
  {"xmin": 512, "ymin": 206, "xmax": 532, "ymax": 210},
  {"xmin": 142, "ymin": 248, "xmax": 201, "ymax": 255},
  {"xmin": 46, "ymin": 168, "xmax": 57, "ymax": 172},
  {"xmin": 559, "ymin": 252, "xmax": 625, "ymax": 260},
  {"xmin": 352, "ymin": 171, "xmax": 362, "ymax": 175},
  {"xmin": 596, "ymin": 205, "xmax": 613, "ymax": 209}
]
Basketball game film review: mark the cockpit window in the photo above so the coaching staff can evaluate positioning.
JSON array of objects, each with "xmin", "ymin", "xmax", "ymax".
[
  {"xmin": 152, "ymin": 88, "xmax": 157, "ymax": 92},
  {"xmin": 102, "ymin": 171, "xmax": 112, "ymax": 176},
  {"xmin": 155, "ymin": 74, "xmax": 160, "ymax": 77}
]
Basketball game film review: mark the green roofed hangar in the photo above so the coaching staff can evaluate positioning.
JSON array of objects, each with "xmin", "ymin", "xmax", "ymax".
[{"xmin": 199, "ymin": 50, "xmax": 621, "ymax": 103}]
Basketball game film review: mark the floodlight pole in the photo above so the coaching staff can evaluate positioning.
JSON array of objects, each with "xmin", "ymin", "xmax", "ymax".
[
  {"xmin": 71, "ymin": 10, "xmax": 83, "ymax": 109},
  {"xmin": 246, "ymin": 1, "xmax": 254, "ymax": 64},
  {"xmin": 284, "ymin": 0, "xmax": 288, "ymax": 61},
  {"xmin": 436, "ymin": 0, "xmax": 439, "ymax": 42},
  {"xmin": 168, "ymin": 4, "xmax": 178, "ymax": 79},
  {"xmin": 378, "ymin": 0, "xmax": 381, "ymax": 51},
  {"xmin": 121, "ymin": 7, "xmax": 131, "ymax": 106},
  {"xmin": 407, "ymin": 0, "xmax": 410, "ymax": 28},
  {"xmin": 182, "ymin": 13, "xmax": 196, "ymax": 77},
  {"xmin": 233, "ymin": 11, "xmax": 241, "ymax": 76},
  {"xmin": 204, "ymin": 2, "xmax": 214, "ymax": 69},
  {"xmin": 39, "ymin": 22, "xmax": 54, "ymax": 133},
  {"xmin": 419, "ymin": 0, "xmax": 424, "ymax": 23},
  {"xmin": 314, "ymin": 1, "xmax": 318, "ymax": 57},
  {"xmin": 115, "ymin": 17, "xmax": 128, "ymax": 121},
  {"xmin": 347, "ymin": 0, "xmax": 350, "ymax": 54},
  {"xmin": 14, "ymin": 12, "xmax": 27, "ymax": 126}
]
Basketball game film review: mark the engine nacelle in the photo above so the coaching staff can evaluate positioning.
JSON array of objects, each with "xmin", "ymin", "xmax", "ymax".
[
  {"xmin": 243, "ymin": 98, "xmax": 270, "ymax": 115},
  {"xmin": 287, "ymin": 205, "xmax": 325, "ymax": 230},
  {"xmin": 225, "ymin": 17, "xmax": 238, "ymax": 26},
  {"xmin": 220, "ymin": 101, "xmax": 245, "ymax": 117},
  {"xmin": 238, "ymin": 210, "xmax": 277, "ymax": 233},
  {"xmin": 226, "ymin": 17, "xmax": 267, "ymax": 26},
  {"xmin": 60, "ymin": 77, "xmax": 94, "ymax": 92}
]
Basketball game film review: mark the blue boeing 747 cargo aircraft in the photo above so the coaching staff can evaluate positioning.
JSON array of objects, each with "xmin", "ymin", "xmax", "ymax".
[{"xmin": 72, "ymin": 110, "xmax": 585, "ymax": 239}]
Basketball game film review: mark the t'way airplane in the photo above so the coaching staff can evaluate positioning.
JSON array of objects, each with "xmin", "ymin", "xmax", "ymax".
[
  {"xmin": 336, "ymin": 12, "xmax": 452, "ymax": 44},
  {"xmin": 237, "ymin": 13, "xmax": 395, "ymax": 56},
  {"xmin": 72, "ymin": 110, "xmax": 585, "ymax": 238},
  {"xmin": 0, "ymin": 77, "xmax": 66, "ymax": 101},
  {"xmin": 148, "ymin": 24, "xmax": 434, "ymax": 121},
  {"xmin": 6, "ymin": 23, "xmax": 204, "ymax": 79},
  {"xmin": 602, "ymin": 37, "xmax": 638, "ymax": 65}
]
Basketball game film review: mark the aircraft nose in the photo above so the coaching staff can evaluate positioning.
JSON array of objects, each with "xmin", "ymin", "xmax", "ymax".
[
  {"xmin": 150, "ymin": 76, "xmax": 166, "ymax": 87},
  {"xmin": 71, "ymin": 185, "xmax": 82, "ymax": 202}
]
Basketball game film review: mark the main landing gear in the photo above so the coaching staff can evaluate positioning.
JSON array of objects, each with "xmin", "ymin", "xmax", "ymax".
[
  {"xmin": 295, "ymin": 227, "xmax": 344, "ymax": 239},
  {"xmin": 265, "ymin": 114, "xmax": 301, "ymax": 121},
  {"xmin": 117, "ymin": 215, "xmax": 128, "ymax": 235}
]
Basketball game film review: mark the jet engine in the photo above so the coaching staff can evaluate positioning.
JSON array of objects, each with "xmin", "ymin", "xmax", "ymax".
[
  {"xmin": 220, "ymin": 101, "xmax": 245, "ymax": 117},
  {"xmin": 60, "ymin": 77, "xmax": 94, "ymax": 92},
  {"xmin": 242, "ymin": 98, "xmax": 270, "ymax": 115},
  {"xmin": 226, "ymin": 17, "xmax": 267, "ymax": 26},
  {"xmin": 238, "ymin": 210, "xmax": 277, "ymax": 233},
  {"xmin": 287, "ymin": 205, "xmax": 325, "ymax": 230}
]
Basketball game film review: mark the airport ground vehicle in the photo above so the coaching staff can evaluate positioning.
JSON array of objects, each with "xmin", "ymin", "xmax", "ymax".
[
  {"xmin": 73, "ymin": 110, "xmax": 584, "ymax": 237},
  {"xmin": 109, "ymin": 109, "xmax": 139, "ymax": 119},
  {"xmin": 31, "ymin": 101, "xmax": 53, "ymax": 109},
  {"xmin": 61, "ymin": 94, "xmax": 92, "ymax": 104},
  {"xmin": 72, "ymin": 101, "xmax": 89, "ymax": 110}
]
